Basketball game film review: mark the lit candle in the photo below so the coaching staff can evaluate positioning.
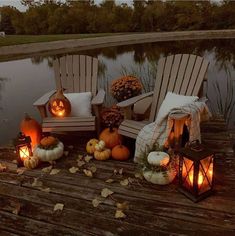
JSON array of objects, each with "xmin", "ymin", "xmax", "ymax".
[
  {"xmin": 19, "ymin": 145, "xmax": 30, "ymax": 161},
  {"xmin": 189, "ymin": 171, "xmax": 203, "ymax": 187}
]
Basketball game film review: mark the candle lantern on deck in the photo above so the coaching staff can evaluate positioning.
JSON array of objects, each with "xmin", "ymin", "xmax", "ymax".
[
  {"xmin": 13, "ymin": 132, "xmax": 33, "ymax": 167},
  {"xmin": 178, "ymin": 141, "xmax": 214, "ymax": 202}
]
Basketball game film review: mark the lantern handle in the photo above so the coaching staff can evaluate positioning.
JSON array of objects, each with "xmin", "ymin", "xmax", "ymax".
[{"xmin": 186, "ymin": 140, "xmax": 203, "ymax": 152}]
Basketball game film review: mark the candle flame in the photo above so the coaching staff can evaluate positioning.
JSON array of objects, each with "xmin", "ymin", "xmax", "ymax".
[{"xmin": 19, "ymin": 146, "xmax": 30, "ymax": 160}]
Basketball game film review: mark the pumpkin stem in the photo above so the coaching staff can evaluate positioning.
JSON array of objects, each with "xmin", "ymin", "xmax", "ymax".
[{"xmin": 24, "ymin": 113, "xmax": 31, "ymax": 120}]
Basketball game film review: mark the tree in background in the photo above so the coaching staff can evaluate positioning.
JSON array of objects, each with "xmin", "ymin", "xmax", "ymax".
[{"xmin": 1, "ymin": 0, "xmax": 235, "ymax": 35}]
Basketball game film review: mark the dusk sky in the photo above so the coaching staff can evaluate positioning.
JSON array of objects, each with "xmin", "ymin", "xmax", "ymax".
[{"xmin": 0, "ymin": 0, "xmax": 132, "ymax": 11}]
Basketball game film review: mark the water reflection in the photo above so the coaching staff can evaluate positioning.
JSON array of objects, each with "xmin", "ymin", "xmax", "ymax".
[{"xmin": 0, "ymin": 39, "xmax": 234, "ymax": 146}]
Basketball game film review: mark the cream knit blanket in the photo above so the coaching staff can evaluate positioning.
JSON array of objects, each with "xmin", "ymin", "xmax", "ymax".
[{"xmin": 134, "ymin": 101, "xmax": 211, "ymax": 163}]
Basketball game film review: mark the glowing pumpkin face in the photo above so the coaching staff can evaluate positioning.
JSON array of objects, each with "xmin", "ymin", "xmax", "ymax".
[{"xmin": 48, "ymin": 89, "xmax": 71, "ymax": 117}]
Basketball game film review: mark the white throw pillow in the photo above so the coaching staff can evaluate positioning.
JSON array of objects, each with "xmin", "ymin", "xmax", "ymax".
[
  {"xmin": 64, "ymin": 92, "xmax": 92, "ymax": 117},
  {"xmin": 156, "ymin": 92, "xmax": 198, "ymax": 123}
]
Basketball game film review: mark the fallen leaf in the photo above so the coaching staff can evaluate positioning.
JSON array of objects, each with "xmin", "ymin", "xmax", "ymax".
[
  {"xmin": 134, "ymin": 172, "xmax": 143, "ymax": 179},
  {"xmin": 64, "ymin": 151, "xmax": 69, "ymax": 157},
  {"xmin": 69, "ymin": 167, "xmax": 79, "ymax": 174},
  {"xmin": 83, "ymin": 169, "xmax": 93, "ymax": 177},
  {"xmin": 42, "ymin": 165, "xmax": 53, "ymax": 173},
  {"xmin": 54, "ymin": 203, "xmax": 64, "ymax": 212},
  {"xmin": 88, "ymin": 165, "xmax": 97, "ymax": 173},
  {"xmin": 115, "ymin": 209, "xmax": 126, "ymax": 219},
  {"xmin": 116, "ymin": 201, "xmax": 129, "ymax": 211},
  {"xmin": 84, "ymin": 155, "xmax": 93, "ymax": 162},
  {"xmin": 32, "ymin": 178, "xmax": 43, "ymax": 187},
  {"xmin": 0, "ymin": 163, "xmax": 7, "ymax": 172},
  {"xmin": 101, "ymin": 188, "xmax": 113, "ymax": 198},
  {"xmin": 39, "ymin": 187, "xmax": 50, "ymax": 193},
  {"xmin": 105, "ymin": 178, "xmax": 114, "ymax": 183},
  {"xmin": 127, "ymin": 177, "xmax": 135, "ymax": 184},
  {"xmin": 16, "ymin": 167, "xmax": 26, "ymax": 175},
  {"xmin": 12, "ymin": 160, "xmax": 17, "ymax": 164},
  {"xmin": 92, "ymin": 198, "xmax": 102, "ymax": 208},
  {"xmin": 77, "ymin": 154, "xmax": 83, "ymax": 161},
  {"xmin": 68, "ymin": 145, "xmax": 74, "ymax": 150},
  {"xmin": 118, "ymin": 168, "xmax": 123, "ymax": 175},
  {"xmin": 120, "ymin": 179, "xmax": 129, "ymax": 186},
  {"xmin": 50, "ymin": 169, "xmax": 60, "ymax": 175},
  {"xmin": 77, "ymin": 160, "xmax": 85, "ymax": 167},
  {"xmin": 113, "ymin": 169, "xmax": 118, "ymax": 174},
  {"xmin": 12, "ymin": 203, "xmax": 21, "ymax": 215}
]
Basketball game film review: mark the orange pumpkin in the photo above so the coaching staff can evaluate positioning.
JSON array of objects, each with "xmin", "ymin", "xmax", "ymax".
[
  {"xmin": 20, "ymin": 113, "xmax": 42, "ymax": 149},
  {"xmin": 112, "ymin": 145, "xmax": 130, "ymax": 161},
  {"xmin": 48, "ymin": 89, "xmax": 71, "ymax": 117},
  {"xmin": 99, "ymin": 127, "xmax": 122, "ymax": 149}
]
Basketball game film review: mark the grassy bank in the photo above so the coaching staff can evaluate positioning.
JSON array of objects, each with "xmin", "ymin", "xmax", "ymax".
[{"xmin": 0, "ymin": 33, "xmax": 123, "ymax": 47}]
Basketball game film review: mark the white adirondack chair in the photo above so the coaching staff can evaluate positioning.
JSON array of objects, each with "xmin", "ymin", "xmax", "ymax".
[
  {"xmin": 33, "ymin": 55, "xmax": 105, "ymax": 135},
  {"xmin": 117, "ymin": 54, "xmax": 209, "ymax": 147}
]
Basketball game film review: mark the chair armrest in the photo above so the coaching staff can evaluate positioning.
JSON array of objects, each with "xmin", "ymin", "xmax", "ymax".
[
  {"xmin": 33, "ymin": 90, "xmax": 56, "ymax": 106},
  {"xmin": 117, "ymin": 91, "xmax": 154, "ymax": 108},
  {"xmin": 91, "ymin": 89, "xmax": 105, "ymax": 105}
]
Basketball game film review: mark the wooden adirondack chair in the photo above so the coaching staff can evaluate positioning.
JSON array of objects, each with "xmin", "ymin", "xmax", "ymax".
[
  {"xmin": 33, "ymin": 55, "xmax": 105, "ymax": 135},
  {"xmin": 117, "ymin": 54, "xmax": 209, "ymax": 147}
]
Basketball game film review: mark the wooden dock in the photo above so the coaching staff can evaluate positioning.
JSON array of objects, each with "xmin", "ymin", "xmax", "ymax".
[{"xmin": 0, "ymin": 118, "xmax": 234, "ymax": 236}]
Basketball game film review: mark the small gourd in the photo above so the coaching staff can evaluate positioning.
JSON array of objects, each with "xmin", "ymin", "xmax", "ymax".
[
  {"xmin": 23, "ymin": 155, "xmax": 39, "ymax": 169},
  {"xmin": 94, "ymin": 148, "xmax": 111, "ymax": 161},
  {"xmin": 95, "ymin": 140, "xmax": 106, "ymax": 152},
  {"xmin": 147, "ymin": 151, "xmax": 170, "ymax": 166},
  {"xmin": 86, "ymin": 139, "xmax": 99, "ymax": 154}
]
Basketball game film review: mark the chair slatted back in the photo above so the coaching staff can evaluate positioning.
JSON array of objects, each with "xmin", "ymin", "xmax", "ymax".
[
  {"xmin": 53, "ymin": 55, "xmax": 98, "ymax": 96},
  {"xmin": 149, "ymin": 54, "xmax": 209, "ymax": 122}
]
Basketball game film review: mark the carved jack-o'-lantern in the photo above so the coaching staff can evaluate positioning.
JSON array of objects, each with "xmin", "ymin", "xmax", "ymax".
[{"xmin": 48, "ymin": 89, "xmax": 71, "ymax": 117}]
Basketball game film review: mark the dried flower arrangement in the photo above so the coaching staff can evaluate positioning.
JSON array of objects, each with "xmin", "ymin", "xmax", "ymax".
[{"xmin": 101, "ymin": 105, "xmax": 124, "ymax": 127}]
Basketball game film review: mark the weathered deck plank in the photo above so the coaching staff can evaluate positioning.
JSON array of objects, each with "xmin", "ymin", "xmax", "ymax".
[{"xmin": 0, "ymin": 118, "xmax": 234, "ymax": 235}]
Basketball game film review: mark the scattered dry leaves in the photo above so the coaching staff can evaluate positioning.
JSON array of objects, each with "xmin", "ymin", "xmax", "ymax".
[
  {"xmin": 101, "ymin": 188, "xmax": 113, "ymax": 198},
  {"xmin": 118, "ymin": 168, "xmax": 123, "ymax": 175},
  {"xmin": 127, "ymin": 177, "xmax": 135, "ymax": 184},
  {"xmin": 39, "ymin": 187, "xmax": 51, "ymax": 193},
  {"xmin": 105, "ymin": 178, "xmax": 114, "ymax": 183},
  {"xmin": 115, "ymin": 209, "xmax": 126, "ymax": 219},
  {"xmin": 16, "ymin": 167, "xmax": 26, "ymax": 175},
  {"xmin": 83, "ymin": 169, "xmax": 93, "ymax": 177},
  {"xmin": 32, "ymin": 178, "xmax": 43, "ymax": 187},
  {"xmin": 92, "ymin": 198, "xmax": 102, "ymax": 208},
  {"xmin": 84, "ymin": 155, "xmax": 93, "ymax": 162},
  {"xmin": 120, "ymin": 179, "xmax": 129, "ymax": 186},
  {"xmin": 134, "ymin": 172, "xmax": 143, "ymax": 179},
  {"xmin": 42, "ymin": 165, "xmax": 53, "ymax": 173},
  {"xmin": 0, "ymin": 163, "xmax": 7, "ymax": 172},
  {"xmin": 88, "ymin": 165, "xmax": 97, "ymax": 173},
  {"xmin": 69, "ymin": 167, "xmax": 79, "ymax": 174},
  {"xmin": 77, "ymin": 160, "xmax": 85, "ymax": 167},
  {"xmin": 116, "ymin": 201, "xmax": 129, "ymax": 211},
  {"xmin": 50, "ymin": 169, "xmax": 60, "ymax": 175},
  {"xmin": 12, "ymin": 202, "xmax": 21, "ymax": 215},
  {"xmin": 77, "ymin": 154, "xmax": 83, "ymax": 161},
  {"xmin": 54, "ymin": 203, "xmax": 64, "ymax": 212}
]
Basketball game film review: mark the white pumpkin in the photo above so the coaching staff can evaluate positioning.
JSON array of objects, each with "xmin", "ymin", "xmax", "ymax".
[
  {"xmin": 143, "ymin": 169, "xmax": 176, "ymax": 185},
  {"xmin": 95, "ymin": 140, "xmax": 106, "ymax": 151},
  {"xmin": 34, "ymin": 142, "xmax": 64, "ymax": 162},
  {"xmin": 147, "ymin": 151, "xmax": 170, "ymax": 167}
]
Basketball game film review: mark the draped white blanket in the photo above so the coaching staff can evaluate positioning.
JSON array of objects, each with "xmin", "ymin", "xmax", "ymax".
[{"xmin": 134, "ymin": 101, "xmax": 211, "ymax": 163}]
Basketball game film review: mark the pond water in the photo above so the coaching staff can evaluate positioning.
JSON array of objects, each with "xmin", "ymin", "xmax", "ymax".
[{"xmin": 0, "ymin": 39, "xmax": 235, "ymax": 146}]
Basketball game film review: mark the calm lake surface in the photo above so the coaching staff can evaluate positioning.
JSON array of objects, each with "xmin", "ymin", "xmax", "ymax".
[{"xmin": 0, "ymin": 39, "xmax": 235, "ymax": 146}]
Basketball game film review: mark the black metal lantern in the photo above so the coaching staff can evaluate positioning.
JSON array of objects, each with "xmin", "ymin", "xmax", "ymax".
[
  {"xmin": 178, "ymin": 141, "xmax": 214, "ymax": 202},
  {"xmin": 13, "ymin": 132, "xmax": 32, "ymax": 167}
]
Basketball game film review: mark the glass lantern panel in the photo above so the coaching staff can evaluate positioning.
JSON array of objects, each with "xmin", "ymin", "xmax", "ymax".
[
  {"xmin": 19, "ymin": 145, "xmax": 30, "ymax": 161},
  {"xmin": 182, "ymin": 157, "xmax": 194, "ymax": 189},
  {"xmin": 198, "ymin": 156, "xmax": 213, "ymax": 194}
]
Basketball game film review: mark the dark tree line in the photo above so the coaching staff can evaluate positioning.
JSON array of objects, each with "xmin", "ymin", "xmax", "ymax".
[{"xmin": 1, "ymin": 0, "xmax": 235, "ymax": 35}]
